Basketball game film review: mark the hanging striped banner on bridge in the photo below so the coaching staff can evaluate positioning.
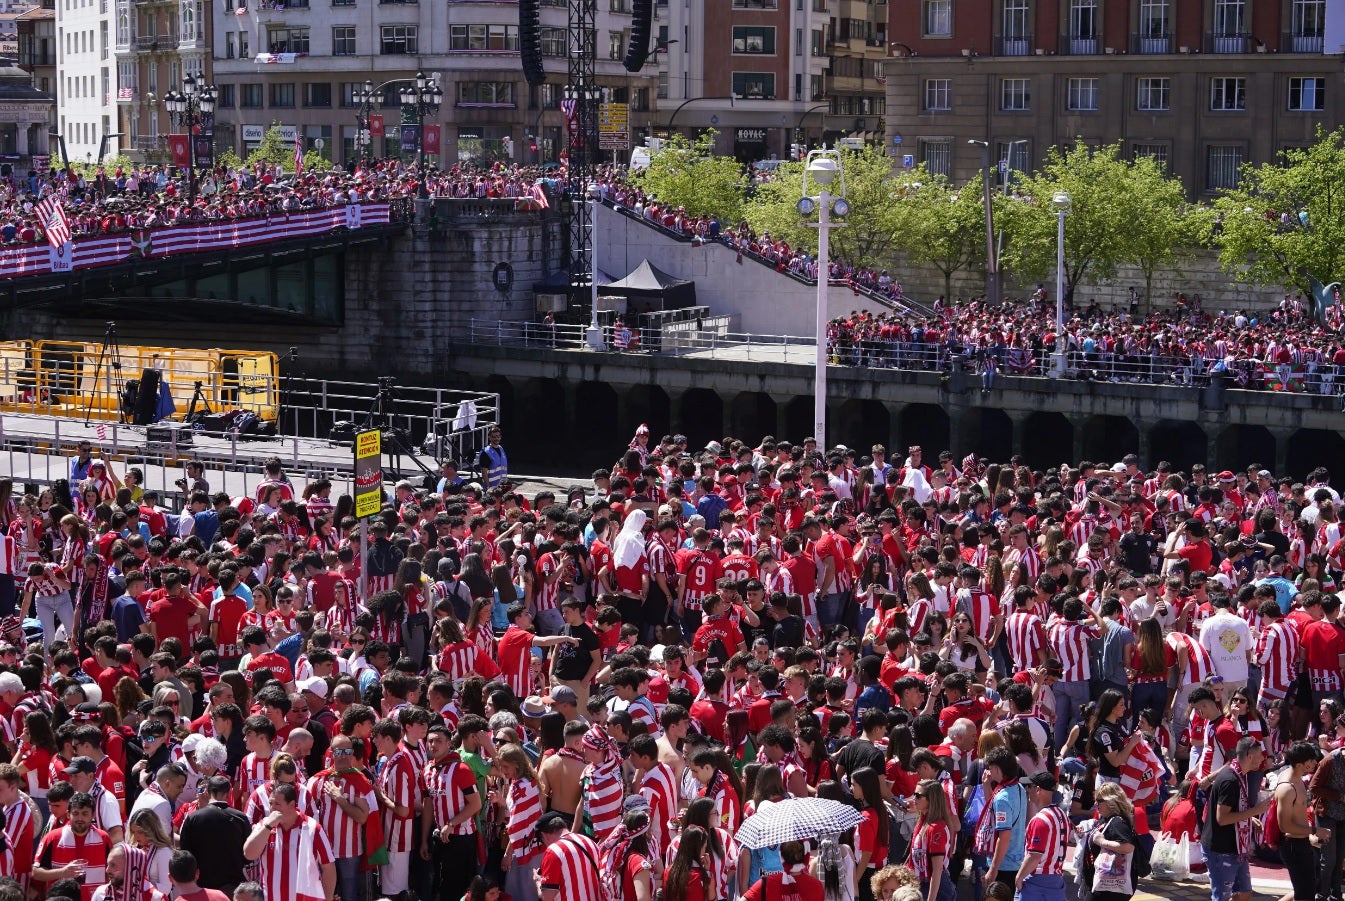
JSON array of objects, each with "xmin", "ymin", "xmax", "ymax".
[{"xmin": 0, "ymin": 203, "xmax": 393, "ymax": 279}]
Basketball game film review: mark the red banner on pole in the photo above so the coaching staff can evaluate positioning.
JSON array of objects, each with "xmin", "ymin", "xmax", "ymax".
[
  {"xmin": 168, "ymin": 134, "xmax": 191, "ymax": 168},
  {"xmin": 423, "ymin": 124, "xmax": 441, "ymax": 155},
  {"xmin": 368, "ymin": 115, "xmax": 385, "ymax": 138}
]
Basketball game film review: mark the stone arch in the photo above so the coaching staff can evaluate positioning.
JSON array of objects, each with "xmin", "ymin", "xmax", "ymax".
[
  {"xmin": 1021, "ymin": 412, "xmax": 1073, "ymax": 470},
  {"xmin": 731, "ymin": 392, "xmax": 776, "ymax": 441},
  {"xmin": 1215, "ymin": 425, "xmax": 1276, "ymax": 475},
  {"xmin": 1081, "ymin": 415, "xmax": 1138, "ymax": 466},
  {"xmin": 1149, "ymin": 420, "xmax": 1207, "ymax": 473},
  {"xmin": 514, "ymin": 378, "xmax": 565, "ymax": 462},
  {"xmin": 625, "ymin": 384, "xmax": 671, "ymax": 442},
  {"xmin": 898, "ymin": 404, "xmax": 950, "ymax": 457},
  {"xmin": 575, "ymin": 381, "xmax": 620, "ymax": 466},
  {"xmin": 679, "ymin": 388, "xmax": 724, "ymax": 450},
  {"xmin": 960, "ymin": 408, "xmax": 1013, "ymax": 462},
  {"xmin": 835, "ymin": 399, "xmax": 890, "ymax": 456},
  {"xmin": 1286, "ymin": 429, "xmax": 1345, "ymax": 481}
]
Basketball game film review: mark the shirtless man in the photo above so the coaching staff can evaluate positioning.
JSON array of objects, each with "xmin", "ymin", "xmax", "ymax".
[
  {"xmin": 1277, "ymin": 741, "xmax": 1321, "ymax": 901},
  {"xmin": 656, "ymin": 705, "xmax": 690, "ymax": 806},
  {"xmin": 537, "ymin": 721, "xmax": 587, "ymax": 816}
]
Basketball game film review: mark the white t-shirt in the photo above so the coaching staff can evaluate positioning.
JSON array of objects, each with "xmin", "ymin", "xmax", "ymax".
[{"xmin": 1198, "ymin": 610, "xmax": 1253, "ymax": 683}]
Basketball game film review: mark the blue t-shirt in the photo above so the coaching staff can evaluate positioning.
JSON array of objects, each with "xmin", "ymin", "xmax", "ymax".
[
  {"xmin": 1258, "ymin": 575, "xmax": 1297, "ymax": 614},
  {"xmin": 854, "ymin": 684, "xmax": 893, "ymax": 721},
  {"xmin": 990, "ymin": 782, "xmax": 1029, "ymax": 871},
  {"xmin": 109, "ymin": 594, "xmax": 147, "ymax": 643},
  {"xmin": 696, "ymin": 493, "xmax": 729, "ymax": 530}
]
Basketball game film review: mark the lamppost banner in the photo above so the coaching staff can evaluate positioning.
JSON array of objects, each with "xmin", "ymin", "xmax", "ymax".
[
  {"xmin": 369, "ymin": 115, "xmax": 385, "ymax": 138},
  {"xmin": 168, "ymin": 135, "xmax": 190, "ymax": 168},
  {"xmin": 423, "ymin": 124, "xmax": 441, "ymax": 155},
  {"xmin": 400, "ymin": 124, "xmax": 419, "ymax": 153}
]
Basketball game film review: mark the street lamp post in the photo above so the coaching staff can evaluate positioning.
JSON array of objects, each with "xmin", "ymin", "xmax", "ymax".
[
  {"xmin": 353, "ymin": 79, "xmax": 377, "ymax": 162},
  {"xmin": 798, "ymin": 150, "xmax": 849, "ymax": 451},
  {"xmin": 1052, "ymin": 191, "xmax": 1072, "ymax": 378},
  {"xmin": 163, "ymin": 74, "xmax": 215, "ymax": 202},
  {"xmin": 968, "ymin": 139, "xmax": 999, "ymax": 305},
  {"xmin": 399, "ymin": 72, "xmax": 443, "ymax": 199},
  {"xmin": 586, "ymin": 182, "xmax": 604, "ymax": 350}
]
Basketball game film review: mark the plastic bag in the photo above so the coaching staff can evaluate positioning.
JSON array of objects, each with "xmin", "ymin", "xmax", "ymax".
[{"xmin": 1149, "ymin": 832, "xmax": 1191, "ymax": 881}]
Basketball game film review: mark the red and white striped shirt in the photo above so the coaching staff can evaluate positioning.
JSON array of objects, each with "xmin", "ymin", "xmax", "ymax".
[
  {"xmin": 504, "ymin": 778, "xmax": 543, "ymax": 865},
  {"xmin": 245, "ymin": 781, "xmax": 314, "ymax": 824},
  {"xmin": 1167, "ymin": 631, "xmax": 1215, "ymax": 686},
  {"xmin": 306, "ymin": 770, "xmax": 377, "ymax": 859},
  {"xmin": 678, "ymin": 550, "xmax": 721, "ymax": 610},
  {"xmin": 1257, "ymin": 618, "xmax": 1300, "ymax": 699},
  {"xmin": 376, "ymin": 749, "xmax": 420, "ymax": 853},
  {"xmin": 0, "ymin": 535, "xmax": 18, "ymax": 578},
  {"xmin": 422, "ymin": 753, "xmax": 478, "ymax": 836},
  {"xmin": 238, "ymin": 752, "xmax": 274, "ymax": 801},
  {"xmin": 535, "ymin": 553, "xmax": 562, "ymax": 614},
  {"xmin": 1005, "ymin": 546, "xmax": 1042, "ymax": 583},
  {"xmin": 958, "ymin": 589, "xmax": 998, "ymax": 643},
  {"xmin": 1006, "ymin": 611, "xmax": 1047, "ymax": 669},
  {"xmin": 639, "ymin": 762, "xmax": 680, "ymax": 856},
  {"xmin": 1023, "ymin": 805, "xmax": 1069, "ymax": 875},
  {"xmin": 436, "ymin": 640, "xmax": 500, "ymax": 684},
  {"xmin": 256, "ymin": 813, "xmax": 335, "ymax": 901},
  {"xmin": 2, "ymin": 796, "xmax": 35, "ymax": 883},
  {"xmin": 538, "ymin": 832, "xmax": 602, "ymax": 901},
  {"xmin": 580, "ymin": 762, "xmax": 624, "ymax": 840},
  {"xmin": 1048, "ymin": 620, "xmax": 1100, "ymax": 682}
]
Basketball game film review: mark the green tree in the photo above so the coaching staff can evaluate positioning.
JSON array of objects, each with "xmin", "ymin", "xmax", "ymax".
[
  {"xmin": 998, "ymin": 141, "xmax": 1191, "ymax": 301},
  {"xmin": 1212, "ymin": 125, "xmax": 1345, "ymax": 297},
  {"xmin": 633, "ymin": 130, "xmax": 747, "ymax": 224},
  {"xmin": 741, "ymin": 146, "xmax": 910, "ymax": 270},
  {"xmin": 246, "ymin": 125, "xmax": 303, "ymax": 173},
  {"xmin": 896, "ymin": 170, "xmax": 989, "ymax": 302}
]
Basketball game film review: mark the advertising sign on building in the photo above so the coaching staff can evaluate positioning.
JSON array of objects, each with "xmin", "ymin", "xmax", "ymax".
[{"xmin": 599, "ymin": 103, "xmax": 629, "ymax": 150}]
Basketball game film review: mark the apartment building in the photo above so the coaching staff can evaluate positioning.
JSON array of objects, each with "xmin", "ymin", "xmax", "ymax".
[
  {"xmin": 659, "ymin": 0, "xmax": 847, "ymax": 159},
  {"xmin": 55, "ymin": 0, "xmax": 118, "ymax": 161},
  {"xmin": 205, "ymin": 0, "xmax": 661, "ymax": 166},
  {"xmin": 885, "ymin": 0, "xmax": 1343, "ymax": 195},
  {"xmin": 111, "ymin": 0, "xmax": 210, "ymax": 162},
  {"xmin": 14, "ymin": 3, "xmax": 57, "ymax": 165}
]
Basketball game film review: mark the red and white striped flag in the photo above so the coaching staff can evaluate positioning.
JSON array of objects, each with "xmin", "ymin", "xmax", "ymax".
[
  {"xmin": 35, "ymin": 196, "xmax": 71, "ymax": 249},
  {"xmin": 1118, "ymin": 736, "xmax": 1165, "ymax": 806},
  {"xmin": 530, "ymin": 182, "xmax": 549, "ymax": 210},
  {"xmin": 95, "ymin": 423, "xmax": 107, "ymax": 441},
  {"xmin": 294, "ymin": 134, "xmax": 304, "ymax": 175}
]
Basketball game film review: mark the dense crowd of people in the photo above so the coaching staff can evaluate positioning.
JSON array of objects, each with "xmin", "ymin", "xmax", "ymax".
[
  {"xmin": 0, "ymin": 160, "xmax": 560, "ymax": 245},
  {"xmin": 0, "ymin": 419, "xmax": 1342, "ymax": 901}
]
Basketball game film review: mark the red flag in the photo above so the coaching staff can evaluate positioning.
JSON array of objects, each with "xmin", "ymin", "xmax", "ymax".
[
  {"xmin": 167, "ymin": 134, "xmax": 191, "ymax": 168},
  {"xmin": 368, "ymin": 115, "xmax": 384, "ymax": 139},
  {"xmin": 1118, "ymin": 736, "xmax": 1164, "ymax": 805},
  {"xmin": 294, "ymin": 133, "xmax": 304, "ymax": 174},
  {"xmin": 530, "ymin": 182, "xmax": 549, "ymax": 209},
  {"xmin": 422, "ymin": 124, "xmax": 441, "ymax": 155}
]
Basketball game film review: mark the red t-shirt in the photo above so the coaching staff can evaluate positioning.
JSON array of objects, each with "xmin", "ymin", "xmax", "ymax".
[
  {"xmin": 689, "ymin": 698, "xmax": 729, "ymax": 743},
  {"xmin": 496, "ymin": 625, "xmax": 535, "ymax": 696},
  {"xmin": 938, "ymin": 696, "xmax": 996, "ymax": 733},
  {"xmin": 1302, "ymin": 619, "xmax": 1345, "ymax": 669},
  {"xmin": 1177, "ymin": 540, "xmax": 1213, "ymax": 574},
  {"xmin": 245, "ymin": 651, "xmax": 295, "ymax": 684},
  {"xmin": 742, "ymin": 870, "xmax": 826, "ymax": 901},
  {"xmin": 692, "ymin": 618, "xmax": 744, "ymax": 659},
  {"xmin": 149, "ymin": 594, "xmax": 199, "ymax": 646},
  {"xmin": 856, "ymin": 807, "xmax": 889, "ymax": 866}
]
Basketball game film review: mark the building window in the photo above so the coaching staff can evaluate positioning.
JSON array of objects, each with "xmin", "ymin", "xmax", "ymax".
[
  {"xmin": 1000, "ymin": 77, "xmax": 1029, "ymax": 110},
  {"xmin": 450, "ymin": 24, "xmax": 519, "ymax": 51},
  {"xmin": 340, "ymin": 82, "xmax": 360, "ymax": 107},
  {"xmin": 240, "ymin": 83, "xmax": 263, "ymax": 107},
  {"xmin": 610, "ymin": 0, "xmax": 628, "ymax": 10},
  {"xmin": 1132, "ymin": 142, "xmax": 1167, "ymax": 167},
  {"xmin": 608, "ymin": 31, "xmax": 623, "ymax": 59},
  {"xmin": 332, "ymin": 26, "xmax": 355, "ymax": 55},
  {"xmin": 1288, "ymin": 76, "xmax": 1325, "ymax": 111},
  {"xmin": 240, "ymin": 32, "xmax": 249, "ymax": 57},
  {"xmin": 810, "ymin": 73, "xmax": 824, "ymax": 101},
  {"xmin": 540, "ymin": 27, "xmax": 566, "ymax": 56},
  {"xmin": 267, "ymin": 27, "xmax": 308, "ymax": 53},
  {"xmin": 923, "ymin": 0, "xmax": 951, "ymax": 36},
  {"xmin": 732, "ymin": 26, "xmax": 776, "ymax": 54},
  {"xmin": 1000, "ymin": 0, "xmax": 1029, "ymax": 54},
  {"xmin": 1207, "ymin": 145, "xmax": 1243, "ymax": 190},
  {"xmin": 381, "ymin": 25, "xmax": 417, "ymax": 54},
  {"xmin": 1137, "ymin": 0, "xmax": 1168, "ymax": 52},
  {"xmin": 1210, "ymin": 76, "xmax": 1246, "ymax": 110},
  {"xmin": 1211, "ymin": 0, "xmax": 1245, "ymax": 51},
  {"xmin": 226, "ymin": 31, "xmax": 236, "ymax": 58},
  {"xmin": 1066, "ymin": 77, "xmax": 1097, "ymax": 110},
  {"xmin": 923, "ymin": 78, "xmax": 950, "ymax": 110},
  {"xmin": 997, "ymin": 140, "xmax": 1029, "ymax": 175},
  {"xmin": 656, "ymin": 71, "xmax": 668, "ymax": 99},
  {"xmin": 457, "ymin": 81, "xmax": 515, "ymax": 106},
  {"xmin": 304, "ymin": 82, "xmax": 331, "ymax": 107},
  {"xmin": 1067, "ymin": 0, "xmax": 1096, "ymax": 54},
  {"xmin": 539, "ymin": 83, "xmax": 559, "ymax": 107},
  {"xmin": 921, "ymin": 139, "xmax": 950, "ymax": 176},
  {"xmin": 732, "ymin": 72, "xmax": 775, "ymax": 99},
  {"xmin": 1291, "ymin": 0, "xmax": 1325, "ymax": 52},
  {"xmin": 1136, "ymin": 76, "xmax": 1170, "ymax": 110},
  {"xmin": 631, "ymin": 87, "xmax": 649, "ymax": 110},
  {"xmin": 731, "ymin": 0, "xmax": 777, "ymax": 8},
  {"xmin": 270, "ymin": 82, "xmax": 295, "ymax": 107}
]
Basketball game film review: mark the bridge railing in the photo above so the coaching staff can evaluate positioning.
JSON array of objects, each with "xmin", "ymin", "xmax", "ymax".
[
  {"xmin": 0, "ymin": 202, "xmax": 400, "ymax": 281},
  {"xmin": 468, "ymin": 318, "xmax": 1345, "ymax": 394}
]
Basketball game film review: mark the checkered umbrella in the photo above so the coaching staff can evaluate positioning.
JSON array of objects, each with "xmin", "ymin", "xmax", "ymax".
[{"xmin": 733, "ymin": 798, "xmax": 865, "ymax": 850}]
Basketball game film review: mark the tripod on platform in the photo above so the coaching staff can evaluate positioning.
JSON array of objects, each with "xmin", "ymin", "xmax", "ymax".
[
  {"xmin": 359, "ymin": 377, "xmax": 434, "ymax": 484},
  {"xmin": 83, "ymin": 320, "xmax": 125, "ymax": 427}
]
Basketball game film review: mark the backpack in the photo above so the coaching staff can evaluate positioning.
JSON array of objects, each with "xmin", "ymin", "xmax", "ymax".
[
  {"xmin": 704, "ymin": 636, "xmax": 730, "ymax": 671},
  {"xmin": 1262, "ymin": 792, "xmax": 1283, "ymax": 850}
]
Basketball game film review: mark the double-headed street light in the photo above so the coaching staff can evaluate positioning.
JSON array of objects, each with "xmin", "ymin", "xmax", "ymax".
[
  {"xmin": 398, "ymin": 71, "xmax": 443, "ymax": 199},
  {"xmin": 1052, "ymin": 191, "xmax": 1072, "ymax": 378},
  {"xmin": 163, "ymin": 74, "xmax": 215, "ymax": 202},
  {"xmin": 798, "ymin": 149, "xmax": 849, "ymax": 452}
]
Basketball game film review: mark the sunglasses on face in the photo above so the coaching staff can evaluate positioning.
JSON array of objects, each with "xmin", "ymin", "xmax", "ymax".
[{"xmin": 333, "ymin": 748, "xmax": 354, "ymax": 757}]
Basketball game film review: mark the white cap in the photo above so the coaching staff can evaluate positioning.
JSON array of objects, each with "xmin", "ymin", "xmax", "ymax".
[
  {"xmin": 298, "ymin": 677, "xmax": 328, "ymax": 699},
  {"xmin": 182, "ymin": 734, "xmax": 203, "ymax": 754}
]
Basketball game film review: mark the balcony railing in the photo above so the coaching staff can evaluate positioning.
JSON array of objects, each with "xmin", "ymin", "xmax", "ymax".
[
  {"xmin": 1130, "ymin": 32, "xmax": 1170, "ymax": 54},
  {"xmin": 135, "ymin": 34, "xmax": 177, "ymax": 50},
  {"xmin": 1206, "ymin": 32, "xmax": 1247, "ymax": 53},
  {"xmin": 995, "ymin": 34, "xmax": 1031, "ymax": 56},
  {"xmin": 1285, "ymin": 32, "xmax": 1324, "ymax": 53},
  {"xmin": 1064, "ymin": 36, "xmax": 1097, "ymax": 55},
  {"xmin": 20, "ymin": 52, "xmax": 56, "ymax": 66},
  {"xmin": 133, "ymin": 136, "xmax": 165, "ymax": 151}
]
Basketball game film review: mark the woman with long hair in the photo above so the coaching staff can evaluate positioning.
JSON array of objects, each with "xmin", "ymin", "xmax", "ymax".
[
  {"xmin": 1005, "ymin": 719, "xmax": 1045, "ymax": 780},
  {"xmin": 910, "ymin": 778, "xmax": 955, "ymax": 901},
  {"xmin": 850, "ymin": 767, "xmax": 890, "ymax": 900},
  {"xmin": 1226, "ymin": 688, "xmax": 1266, "ymax": 748},
  {"xmin": 1298, "ymin": 553, "xmax": 1337, "ymax": 592},
  {"xmin": 433, "ymin": 615, "xmax": 500, "ymax": 684},
  {"xmin": 940, "ymin": 610, "xmax": 991, "ymax": 673},
  {"xmin": 738, "ymin": 764, "xmax": 786, "ymax": 892},
  {"xmin": 672, "ymin": 797, "xmax": 739, "ymax": 901},
  {"xmin": 1265, "ymin": 699, "xmax": 1292, "ymax": 765},
  {"xmin": 663, "ymin": 825, "xmax": 713, "ymax": 901},
  {"xmin": 798, "ymin": 727, "xmax": 833, "ymax": 789},
  {"xmin": 1129, "ymin": 618, "xmax": 1169, "ymax": 728},
  {"xmin": 15, "ymin": 710, "xmax": 55, "ymax": 820},
  {"xmin": 127, "ymin": 808, "xmax": 173, "ymax": 893},
  {"xmin": 395, "ymin": 557, "xmax": 431, "ymax": 670},
  {"xmin": 690, "ymin": 747, "xmax": 744, "ymax": 832},
  {"xmin": 114, "ymin": 677, "xmax": 147, "ymax": 725},
  {"xmin": 490, "ymin": 562, "xmax": 519, "ymax": 632},
  {"xmin": 812, "ymin": 834, "xmax": 858, "ymax": 901},
  {"xmin": 1090, "ymin": 688, "xmax": 1137, "ymax": 788},
  {"xmin": 905, "ymin": 572, "xmax": 936, "ymax": 636},
  {"xmin": 492, "ymin": 743, "xmax": 543, "ymax": 901},
  {"xmin": 599, "ymin": 808, "xmax": 656, "ymax": 901},
  {"xmin": 465, "ymin": 596, "xmax": 497, "ymax": 662},
  {"xmin": 1080, "ymin": 782, "xmax": 1139, "ymax": 901},
  {"xmin": 855, "ymin": 554, "xmax": 893, "ymax": 643}
]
